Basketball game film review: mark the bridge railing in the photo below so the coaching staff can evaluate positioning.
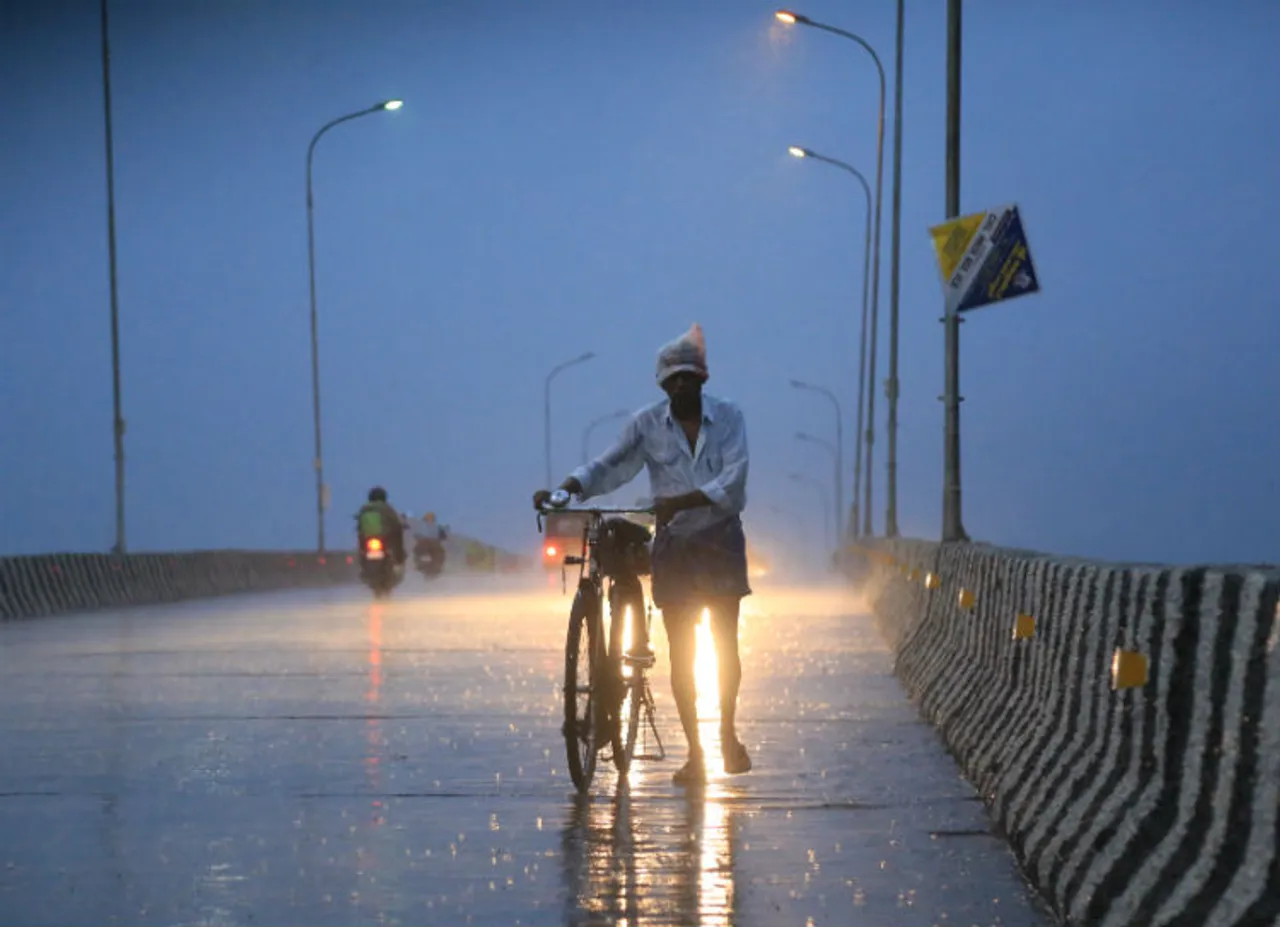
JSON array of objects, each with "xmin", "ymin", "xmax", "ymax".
[
  {"xmin": 844, "ymin": 538, "xmax": 1279, "ymax": 927},
  {"xmin": 0, "ymin": 533, "xmax": 527, "ymax": 621}
]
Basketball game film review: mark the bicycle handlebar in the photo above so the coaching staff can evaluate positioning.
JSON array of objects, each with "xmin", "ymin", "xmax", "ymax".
[
  {"xmin": 537, "ymin": 489, "xmax": 654, "ymax": 517},
  {"xmin": 538, "ymin": 503, "xmax": 656, "ymax": 516}
]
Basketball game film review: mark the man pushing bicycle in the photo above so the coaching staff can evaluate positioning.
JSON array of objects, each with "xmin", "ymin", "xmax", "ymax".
[{"xmin": 532, "ymin": 323, "xmax": 752, "ymax": 786}]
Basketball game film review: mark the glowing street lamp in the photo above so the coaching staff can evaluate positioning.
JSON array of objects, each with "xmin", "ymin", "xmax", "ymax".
[
  {"xmin": 786, "ymin": 145, "xmax": 874, "ymax": 540},
  {"xmin": 775, "ymin": 8, "xmax": 886, "ymax": 538},
  {"xmin": 304, "ymin": 98, "xmax": 404, "ymax": 552}
]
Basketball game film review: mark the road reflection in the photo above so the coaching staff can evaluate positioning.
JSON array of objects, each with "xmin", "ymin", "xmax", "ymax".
[
  {"xmin": 353, "ymin": 602, "xmax": 392, "ymax": 920},
  {"xmin": 365, "ymin": 603, "xmax": 385, "ymax": 809},
  {"xmin": 560, "ymin": 770, "xmax": 742, "ymax": 927}
]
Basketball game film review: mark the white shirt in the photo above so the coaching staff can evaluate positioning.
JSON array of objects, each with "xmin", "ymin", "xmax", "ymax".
[{"xmin": 568, "ymin": 393, "xmax": 749, "ymax": 537}]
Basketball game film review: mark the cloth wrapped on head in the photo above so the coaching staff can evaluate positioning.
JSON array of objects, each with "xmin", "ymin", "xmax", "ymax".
[{"xmin": 655, "ymin": 323, "xmax": 708, "ymax": 386}]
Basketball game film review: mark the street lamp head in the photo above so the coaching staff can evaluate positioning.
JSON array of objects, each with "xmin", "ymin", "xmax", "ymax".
[
  {"xmin": 776, "ymin": 10, "xmax": 809, "ymax": 25},
  {"xmin": 787, "ymin": 146, "xmax": 810, "ymax": 159},
  {"xmin": 577, "ymin": 351, "xmax": 596, "ymax": 363},
  {"xmin": 381, "ymin": 99, "xmax": 404, "ymax": 111},
  {"xmin": 789, "ymin": 378, "xmax": 809, "ymax": 389}
]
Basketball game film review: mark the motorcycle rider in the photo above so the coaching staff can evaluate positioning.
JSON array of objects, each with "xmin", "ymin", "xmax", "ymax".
[
  {"xmin": 356, "ymin": 487, "xmax": 407, "ymax": 565},
  {"xmin": 412, "ymin": 512, "xmax": 448, "ymax": 566},
  {"xmin": 413, "ymin": 511, "xmax": 447, "ymax": 543}
]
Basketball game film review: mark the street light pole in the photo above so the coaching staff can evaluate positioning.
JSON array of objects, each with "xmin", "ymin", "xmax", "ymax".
[
  {"xmin": 942, "ymin": 0, "xmax": 968, "ymax": 542},
  {"xmin": 886, "ymin": 0, "xmax": 905, "ymax": 537},
  {"xmin": 776, "ymin": 10, "xmax": 886, "ymax": 538},
  {"xmin": 544, "ymin": 352, "xmax": 595, "ymax": 488},
  {"xmin": 305, "ymin": 98, "xmax": 403, "ymax": 554},
  {"xmin": 100, "ymin": 0, "xmax": 126, "ymax": 554},
  {"xmin": 789, "ymin": 472, "xmax": 833, "ymax": 551},
  {"xmin": 789, "ymin": 380, "xmax": 844, "ymax": 542},
  {"xmin": 582, "ymin": 409, "xmax": 631, "ymax": 464},
  {"xmin": 786, "ymin": 152, "xmax": 872, "ymax": 541},
  {"xmin": 795, "ymin": 430, "xmax": 841, "ymax": 544},
  {"xmin": 795, "ymin": 431, "xmax": 837, "ymax": 457},
  {"xmin": 764, "ymin": 503, "xmax": 804, "ymax": 571}
]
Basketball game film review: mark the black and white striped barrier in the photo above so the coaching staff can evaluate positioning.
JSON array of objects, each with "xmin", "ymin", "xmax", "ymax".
[
  {"xmin": 0, "ymin": 537, "xmax": 531, "ymax": 622},
  {"xmin": 0, "ymin": 551, "xmax": 360, "ymax": 621},
  {"xmin": 854, "ymin": 539, "xmax": 1279, "ymax": 927}
]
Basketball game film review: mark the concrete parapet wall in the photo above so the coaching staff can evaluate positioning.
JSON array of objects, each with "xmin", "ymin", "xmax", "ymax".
[
  {"xmin": 0, "ymin": 551, "xmax": 356, "ymax": 621},
  {"xmin": 441, "ymin": 534, "xmax": 528, "ymax": 573},
  {"xmin": 0, "ymin": 534, "xmax": 527, "ymax": 621},
  {"xmin": 858, "ymin": 538, "xmax": 1279, "ymax": 927}
]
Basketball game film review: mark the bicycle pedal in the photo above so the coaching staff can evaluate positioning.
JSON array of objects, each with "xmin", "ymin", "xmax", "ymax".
[{"xmin": 623, "ymin": 651, "xmax": 656, "ymax": 669}]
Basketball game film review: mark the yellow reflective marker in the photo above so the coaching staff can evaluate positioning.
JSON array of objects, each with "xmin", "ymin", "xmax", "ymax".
[
  {"xmin": 1012, "ymin": 613, "xmax": 1036, "ymax": 640},
  {"xmin": 1111, "ymin": 649, "xmax": 1148, "ymax": 690},
  {"xmin": 958, "ymin": 588, "xmax": 976, "ymax": 611},
  {"xmin": 909, "ymin": 568, "xmax": 921, "ymax": 582},
  {"xmin": 925, "ymin": 572, "xmax": 941, "ymax": 590}
]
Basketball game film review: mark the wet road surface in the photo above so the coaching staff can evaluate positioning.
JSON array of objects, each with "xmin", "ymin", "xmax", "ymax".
[{"xmin": 0, "ymin": 572, "xmax": 1050, "ymax": 926}]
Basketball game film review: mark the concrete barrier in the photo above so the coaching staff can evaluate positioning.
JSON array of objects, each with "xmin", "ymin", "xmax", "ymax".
[
  {"xmin": 0, "ymin": 550, "xmax": 358, "ymax": 621},
  {"xmin": 1, "ymin": 535, "xmax": 527, "ymax": 621},
  {"xmin": 858, "ymin": 539, "xmax": 1279, "ymax": 927},
  {"xmin": 440, "ymin": 534, "xmax": 529, "ymax": 574}
]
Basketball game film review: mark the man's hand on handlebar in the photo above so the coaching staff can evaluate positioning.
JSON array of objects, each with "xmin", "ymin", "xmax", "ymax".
[
  {"xmin": 532, "ymin": 478, "xmax": 583, "ymax": 511},
  {"xmin": 653, "ymin": 490, "xmax": 713, "ymax": 529}
]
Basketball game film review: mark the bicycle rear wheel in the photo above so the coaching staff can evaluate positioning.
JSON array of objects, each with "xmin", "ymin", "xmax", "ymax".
[
  {"xmin": 609, "ymin": 580, "xmax": 647, "ymax": 776},
  {"xmin": 563, "ymin": 583, "xmax": 603, "ymax": 792}
]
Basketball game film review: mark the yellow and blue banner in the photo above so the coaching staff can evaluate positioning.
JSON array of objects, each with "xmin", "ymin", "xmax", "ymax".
[{"xmin": 929, "ymin": 203, "xmax": 1040, "ymax": 315}]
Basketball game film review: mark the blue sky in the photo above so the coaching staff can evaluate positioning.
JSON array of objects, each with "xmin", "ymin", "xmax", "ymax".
[{"xmin": 1, "ymin": 0, "xmax": 1276, "ymax": 566}]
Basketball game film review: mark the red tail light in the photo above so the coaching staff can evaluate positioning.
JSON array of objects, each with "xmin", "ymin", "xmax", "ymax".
[{"xmin": 545, "ymin": 544, "xmax": 557, "ymax": 558}]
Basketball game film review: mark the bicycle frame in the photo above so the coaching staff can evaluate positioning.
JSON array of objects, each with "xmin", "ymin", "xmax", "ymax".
[
  {"xmin": 538, "ymin": 501, "xmax": 665, "ymax": 787},
  {"xmin": 542, "ymin": 504, "xmax": 655, "ymax": 673}
]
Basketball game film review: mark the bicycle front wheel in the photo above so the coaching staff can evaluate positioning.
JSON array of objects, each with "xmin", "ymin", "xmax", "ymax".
[{"xmin": 563, "ymin": 583, "xmax": 603, "ymax": 792}]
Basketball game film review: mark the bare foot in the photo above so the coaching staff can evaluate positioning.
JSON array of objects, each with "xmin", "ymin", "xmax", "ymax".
[
  {"xmin": 672, "ymin": 750, "xmax": 706, "ymax": 786},
  {"xmin": 722, "ymin": 735, "xmax": 752, "ymax": 775}
]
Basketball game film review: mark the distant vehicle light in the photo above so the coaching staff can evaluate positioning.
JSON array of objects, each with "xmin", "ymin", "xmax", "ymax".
[
  {"xmin": 545, "ymin": 545, "xmax": 558, "ymax": 557},
  {"xmin": 367, "ymin": 538, "xmax": 383, "ymax": 552}
]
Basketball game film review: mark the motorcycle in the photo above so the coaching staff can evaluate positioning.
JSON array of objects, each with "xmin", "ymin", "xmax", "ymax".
[
  {"xmin": 359, "ymin": 535, "xmax": 405, "ymax": 598},
  {"xmin": 413, "ymin": 537, "xmax": 446, "ymax": 579}
]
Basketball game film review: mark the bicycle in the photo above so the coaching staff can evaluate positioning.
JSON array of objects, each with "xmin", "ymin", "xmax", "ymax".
[{"xmin": 537, "ymin": 490, "xmax": 667, "ymax": 793}]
